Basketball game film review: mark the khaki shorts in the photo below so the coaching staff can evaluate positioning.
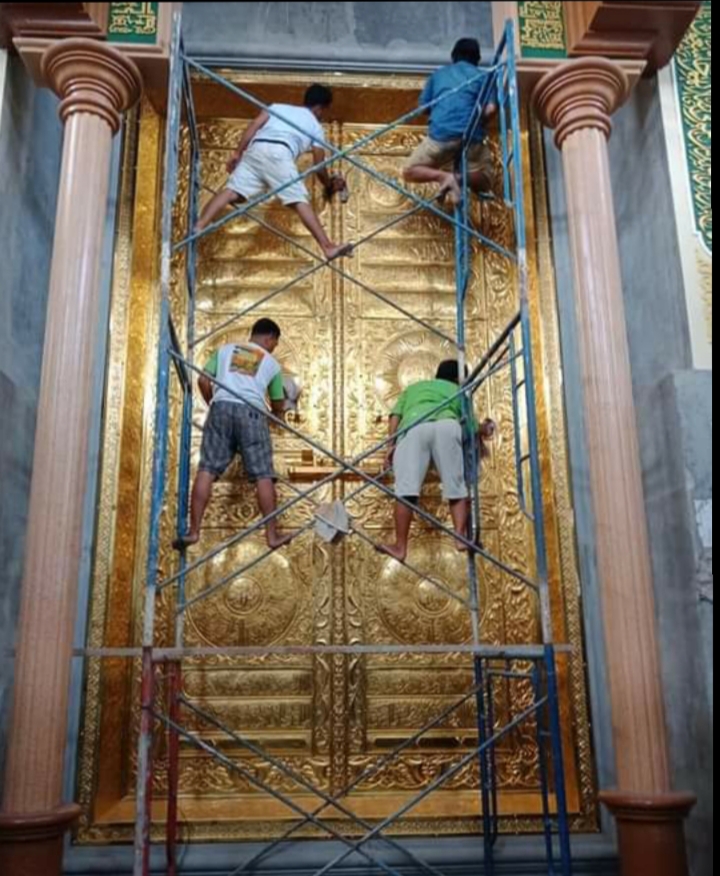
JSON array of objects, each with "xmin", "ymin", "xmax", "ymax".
[
  {"xmin": 404, "ymin": 135, "xmax": 493, "ymax": 179},
  {"xmin": 227, "ymin": 141, "xmax": 309, "ymax": 206},
  {"xmin": 393, "ymin": 419, "xmax": 468, "ymax": 501}
]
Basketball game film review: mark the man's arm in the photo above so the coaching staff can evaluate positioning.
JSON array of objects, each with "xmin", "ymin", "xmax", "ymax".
[
  {"xmin": 482, "ymin": 77, "xmax": 498, "ymax": 120},
  {"xmin": 311, "ymin": 145, "xmax": 335, "ymax": 191},
  {"xmin": 199, "ymin": 350, "xmax": 219, "ymax": 405},
  {"xmin": 268, "ymin": 372, "xmax": 286, "ymax": 422},
  {"xmin": 270, "ymin": 399, "xmax": 286, "ymax": 421},
  {"xmin": 312, "ymin": 145, "xmax": 347, "ymax": 198},
  {"xmin": 384, "ymin": 414, "xmax": 401, "ymax": 469},
  {"xmin": 482, "ymin": 102, "xmax": 498, "ymax": 120},
  {"xmin": 198, "ymin": 374, "xmax": 214, "ymax": 406},
  {"xmin": 226, "ymin": 109, "xmax": 270, "ymax": 173}
]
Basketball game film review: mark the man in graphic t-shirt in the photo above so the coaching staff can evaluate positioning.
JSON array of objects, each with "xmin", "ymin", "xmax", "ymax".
[{"xmin": 173, "ymin": 318, "xmax": 297, "ymax": 551}]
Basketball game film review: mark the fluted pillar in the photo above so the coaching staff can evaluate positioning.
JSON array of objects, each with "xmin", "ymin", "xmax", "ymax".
[
  {"xmin": 0, "ymin": 38, "xmax": 141, "ymax": 876},
  {"xmin": 534, "ymin": 58, "xmax": 695, "ymax": 876}
]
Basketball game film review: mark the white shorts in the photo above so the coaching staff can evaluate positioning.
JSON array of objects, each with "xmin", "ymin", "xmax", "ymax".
[
  {"xmin": 227, "ymin": 141, "xmax": 310, "ymax": 206},
  {"xmin": 393, "ymin": 419, "xmax": 468, "ymax": 501}
]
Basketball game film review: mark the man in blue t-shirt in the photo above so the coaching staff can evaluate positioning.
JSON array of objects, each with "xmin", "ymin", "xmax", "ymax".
[{"xmin": 403, "ymin": 38, "xmax": 496, "ymax": 205}]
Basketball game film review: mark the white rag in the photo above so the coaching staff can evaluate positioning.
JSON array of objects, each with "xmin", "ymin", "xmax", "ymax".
[
  {"xmin": 314, "ymin": 500, "xmax": 352, "ymax": 543},
  {"xmin": 283, "ymin": 376, "xmax": 302, "ymax": 412}
]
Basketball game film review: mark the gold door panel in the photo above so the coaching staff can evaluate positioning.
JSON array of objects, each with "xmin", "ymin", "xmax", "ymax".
[{"xmin": 76, "ymin": 73, "xmax": 596, "ymax": 844}]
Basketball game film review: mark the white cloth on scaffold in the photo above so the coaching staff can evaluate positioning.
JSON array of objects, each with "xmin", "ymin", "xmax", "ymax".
[{"xmin": 313, "ymin": 500, "xmax": 352, "ymax": 543}]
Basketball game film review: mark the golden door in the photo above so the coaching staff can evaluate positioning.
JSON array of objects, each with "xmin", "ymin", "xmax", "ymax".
[{"xmin": 77, "ymin": 73, "xmax": 596, "ymax": 844}]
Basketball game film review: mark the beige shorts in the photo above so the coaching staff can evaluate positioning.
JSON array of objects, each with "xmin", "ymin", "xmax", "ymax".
[
  {"xmin": 404, "ymin": 135, "xmax": 493, "ymax": 178},
  {"xmin": 227, "ymin": 141, "xmax": 309, "ymax": 206},
  {"xmin": 393, "ymin": 419, "xmax": 468, "ymax": 501}
]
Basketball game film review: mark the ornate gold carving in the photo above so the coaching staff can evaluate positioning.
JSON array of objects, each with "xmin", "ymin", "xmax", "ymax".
[
  {"xmin": 108, "ymin": 2, "xmax": 159, "ymax": 43},
  {"xmin": 76, "ymin": 96, "xmax": 163, "ymax": 837},
  {"xmin": 526, "ymin": 111, "xmax": 597, "ymax": 828},
  {"xmin": 697, "ymin": 248, "xmax": 712, "ymax": 342},
  {"xmin": 74, "ymin": 102, "xmax": 138, "ymax": 830},
  {"xmin": 675, "ymin": 1, "xmax": 712, "ymax": 254},
  {"xmin": 519, "ymin": 1, "xmax": 567, "ymax": 59},
  {"xmin": 77, "ymin": 73, "xmax": 597, "ymax": 843}
]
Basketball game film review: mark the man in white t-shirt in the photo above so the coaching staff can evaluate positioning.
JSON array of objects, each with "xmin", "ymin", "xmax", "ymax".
[
  {"xmin": 195, "ymin": 84, "xmax": 352, "ymax": 261},
  {"xmin": 173, "ymin": 318, "xmax": 298, "ymax": 551}
]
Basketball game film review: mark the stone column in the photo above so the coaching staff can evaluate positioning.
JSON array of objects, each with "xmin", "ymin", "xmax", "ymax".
[
  {"xmin": 533, "ymin": 58, "xmax": 695, "ymax": 876},
  {"xmin": 0, "ymin": 39, "xmax": 141, "ymax": 876}
]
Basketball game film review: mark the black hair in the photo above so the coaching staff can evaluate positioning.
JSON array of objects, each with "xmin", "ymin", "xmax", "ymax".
[
  {"xmin": 451, "ymin": 37, "xmax": 481, "ymax": 66},
  {"xmin": 251, "ymin": 318, "xmax": 281, "ymax": 339},
  {"xmin": 304, "ymin": 84, "xmax": 333, "ymax": 108},
  {"xmin": 436, "ymin": 359, "xmax": 462, "ymax": 383}
]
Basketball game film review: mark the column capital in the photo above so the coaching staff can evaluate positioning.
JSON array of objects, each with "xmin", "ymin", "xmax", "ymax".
[
  {"xmin": 533, "ymin": 57, "xmax": 630, "ymax": 148},
  {"xmin": 41, "ymin": 37, "xmax": 142, "ymax": 133}
]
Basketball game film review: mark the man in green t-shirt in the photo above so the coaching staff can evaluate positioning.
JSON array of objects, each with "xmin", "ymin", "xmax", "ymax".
[
  {"xmin": 379, "ymin": 359, "xmax": 495, "ymax": 561},
  {"xmin": 173, "ymin": 318, "xmax": 297, "ymax": 551}
]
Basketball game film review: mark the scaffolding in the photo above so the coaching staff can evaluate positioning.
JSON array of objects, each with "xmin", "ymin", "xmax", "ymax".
[{"xmin": 125, "ymin": 12, "xmax": 573, "ymax": 876}]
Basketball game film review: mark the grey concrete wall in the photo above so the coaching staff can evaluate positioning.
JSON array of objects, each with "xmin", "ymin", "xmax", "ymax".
[
  {"xmin": 183, "ymin": 1, "xmax": 495, "ymax": 70},
  {"xmin": 64, "ymin": 834, "xmax": 619, "ymax": 875},
  {"xmin": 641, "ymin": 369, "xmax": 713, "ymax": 876},
  {"xmin": 545, "ymin": 75, "xmax": 713, "ymax": 876},
  {"xmin": 609, "ymin": 77, "xmax": 712, "ymax": 876},
  {"xmin": 0, "ymin": 53, "xmax": 63, "ymax": 794}
]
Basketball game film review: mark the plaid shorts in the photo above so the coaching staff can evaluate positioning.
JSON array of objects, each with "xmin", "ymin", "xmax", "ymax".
[{"xmin": 199, "ymin": 401, "xmax": 276, "ymax": 481}]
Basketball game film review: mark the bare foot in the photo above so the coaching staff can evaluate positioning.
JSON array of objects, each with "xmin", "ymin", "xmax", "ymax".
[
  {"xmin": 266, "ymin": 530, "xmax": 300, "ymax": 550},
  {"xmin": 455, "ymin": 534, "xmax": 484, "ymax": 554},
  {"xmin": 173, "ymin": 532, "xmax": 200, "ymax": 551},
  {"xmin": 323, "ymin": 242, "xmax": 354, "ymax": 261},
  {"xmin": 438, "ymin": 175, "xmax": 462, "ymax": 206},
  {"xmin": 376, "ymin": 543, "xmax": 407, "ymax": 562}
]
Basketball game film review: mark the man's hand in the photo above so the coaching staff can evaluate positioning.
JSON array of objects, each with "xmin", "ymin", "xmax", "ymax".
[
  {"xmin": 271, "ymin": 400, "xmax": 286, "ymax": 423},
  {"xmin": 226, "ymin": 110, "xmax": 269, "ymax": 175},
  {"xmin": 482, "ymin": 101, "xmax": 498, "ymax": 121},
  {"xmin": 330, "ymin": 174, "xmax": 347, "ymax": 193},
  {"xmin": 325, "ymin": 173, "xmax": 347, "ymax": 199},
  {"xmin": 479, "ymin": 418, "xmax": 496, "ymax": 460},
  {"xmin": 383, "ymin": 446, "xmax": 396, "ymax": 472},
  {"xmin": 479, "ymin": 418, "xmax": 496, "ymax": 440}
]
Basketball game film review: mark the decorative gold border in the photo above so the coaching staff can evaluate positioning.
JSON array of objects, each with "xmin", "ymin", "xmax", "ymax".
[
  {"xmin": 75, "ymin": 73, "xmax": 597, "ymax": 844},
  {"xmin": 697, "ymin": 247, "xmax": 712, "ymax": 342},
  {"xmin": 108, "ymin": 2, "xmax": 160, "ymax": 44},
  {"xmin": 518, "ymin": 1, "xmax": 567, "ymax": 59},
  {"xmin": 674, "ymin": 0, "xmax": 712, "ymax": 255},
  {"xmin": 76, "ymin": 96, "xmax": 164, "ymax": 836}
]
